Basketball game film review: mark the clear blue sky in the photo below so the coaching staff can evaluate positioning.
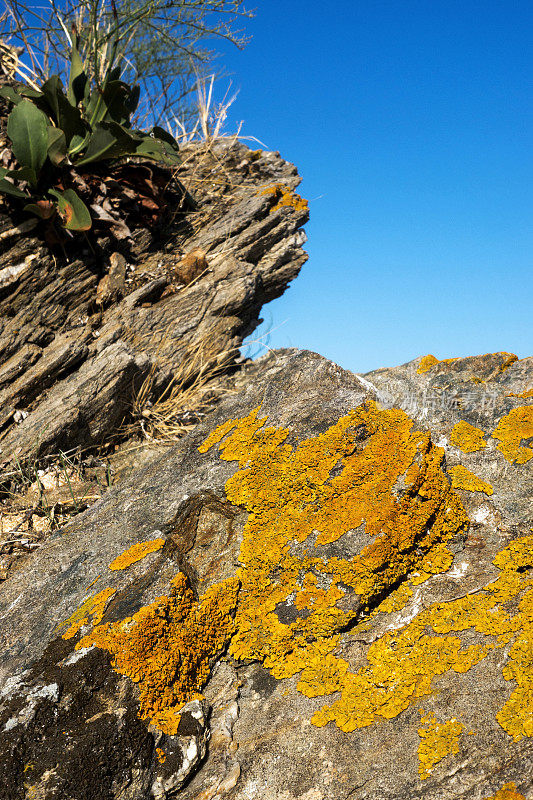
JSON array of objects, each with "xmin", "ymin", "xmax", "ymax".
[{"xmin": 216, "ymin": 0, "xmax": 532, "ymax": 373}]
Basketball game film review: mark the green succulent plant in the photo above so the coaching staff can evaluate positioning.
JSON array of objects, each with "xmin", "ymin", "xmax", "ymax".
[{"xmin": 0, "ymin": 26, "xmax": 180, "ymax": 233}]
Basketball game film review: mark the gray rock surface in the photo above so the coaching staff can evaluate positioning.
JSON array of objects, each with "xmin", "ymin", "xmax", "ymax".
[{"xmin": 0, "ymin": 348, "xmax": 531, "ymax": 799}]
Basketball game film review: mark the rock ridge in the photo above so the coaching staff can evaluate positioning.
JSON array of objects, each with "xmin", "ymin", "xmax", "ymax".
[{"xmin": 0, "ymin": 142, "xmax": 309, "ymax": 466}]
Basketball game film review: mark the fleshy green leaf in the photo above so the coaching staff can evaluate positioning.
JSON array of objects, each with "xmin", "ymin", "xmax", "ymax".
[
  {"xmin": 107, "ymin": 66, "xmax": 122, "ymax": 83},
  {"xmin": 47, "ymin": 127, "xmax": 68, "ymax": 166},
  {"xmin": 133, "ymin": 136, "xmax": 168, "ymax": 162},
  {"xmin": 6, "ymin": 166, "xmax": 38, "ymax": 186},
  {"xmin": 49, "ymin": 188, "xmax": 92, "ymax": 231},
  {"xmin": 39, "ymin": 75, "xmax": 63, "ymax": 123},
  {"xmin": 19, "ymin": 87, "xmax": 44, "ymax": 99},
  {"xmin": 74, "ymin": 124, "xmax": 119, "ymax": 164},
  {"xmin": 125, "ymin": 84, "xmax": 140, "ymax": 116},
  {"xmin": 24, "ymin": 199, "xmax": 56, "ymax": 219},
  {"xmin": 67, "ymin": 28, "xmax": 88, "ymax": 106},
  {"xmin": 86, "ymin": 81, "xmax": 134, "ymax": 127},
  {"xmin": 41, "ymin": 75, "xmax": 86, "ymax": 143},
  {"xmin": 135, "ymin": 132, "xmax": 180, "ymax": 165},
  {"xmin": 0, "ymin": 178, "xmax": 28, "ymax": 198},
  {"xmin": 0, "ymin": 86, "xmax": 23, "ymax": 105},
  {"xmin": 6, "ymin": 100, "xmax": 49, "ymax": 175},
  {"xmin": 75, "ymin": 121, "xmax": 138, "ymax": 165},
  {"xmin": 68, "ymin": 130, "xmax": 91, "ymax": 157},
  {"xmin": 152, "ymin": 125, "xmax": 180, "ymax": 153}
]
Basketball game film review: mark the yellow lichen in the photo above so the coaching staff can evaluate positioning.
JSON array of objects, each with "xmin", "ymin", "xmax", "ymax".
[
  {"xmin": 448, "ymin": 465, "xmax": 493, "ymax": 495},
  {"xmin": 61, "ymin": 587, "xmax": 116, "ymax": 640},
  {"xmin": 417, "ymin": 713, "xmax": 464, "ymax": 779},
  {"xmin": 497, "ymin": 626, "xmax": 533, "ymax": 740},
  {"xmin": 311, "ymin": 618, "xmax": 489, "ymax": 732},
  {"xmin": 491, "ymin": 407, "xmax": 533, "ymax": 464},
  {"xmin": 200, "ymin": 406, "xmax": 531, "ymax": 737},
  {"xmin": 376, "ymin": 582, "xmax": 413, "ymax": 613},
  {"xmin": 418, "ymin": 353, "xmax": 518, "ymax": 377},
  {"xmin": 493, "ymin": 537, "xmax": 533, "ymax": 741},
  {"xmin": 450, "ymin": 420, "xmax": 488, "ymax": 453},
  {"xmin": 313, "ymin": 532, "xmax": 533, "ymax": 736},
  {"xmin": 507, "ymin": 388, "xmax": 533, "ymax": 399},
  {"xmin": 483, "ymin": 783, "xmax": 527, "ymax": 800},
  {"xmin": 417, "ymin": 354, "xmax": 458, "ymax": 374},
  {"xmin": 200, "ymin": 402, "xmax": 469, "ymax": 730},
  {"xmin": 417, "ymin": 355, "xmax": 439, "ymax": 373},
  {"xmin": 259, "ymin": 183, "xmax": 308, "ymax": 213},
  {"xmin": 77, "ymin": 572, "xmax": 239, "ymax": 735},
  {"xmin": 109, "ymin": 538, "xmax": 165, "ymax": 570},
  {"xmin": 155, "ymin": 747, "xmax": 166, "ymax": 764},
  {"xmin": 410, "ymin": 541, "xmax": 455, "ymax": 585},
  {"xmin": 493, "ymin": 535, "xmax": 533, "ymax": 573},
  {"xmin": 499, "ymin": 354, "xmax": 519, "ymax": 372}
]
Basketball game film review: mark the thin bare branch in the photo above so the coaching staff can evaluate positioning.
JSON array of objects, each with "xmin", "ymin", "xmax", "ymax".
[{"xmin": 0, "ymin": 0, "xmax": 253, "ymax": 127}]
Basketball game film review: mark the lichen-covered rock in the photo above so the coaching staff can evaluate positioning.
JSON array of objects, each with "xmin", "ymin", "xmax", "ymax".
[{"xmin": 0, "ymin": 348, "xmax": 532, "ymax": 799}]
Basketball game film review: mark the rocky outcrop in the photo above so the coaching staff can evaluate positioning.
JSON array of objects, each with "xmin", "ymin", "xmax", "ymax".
[
  {"xmin": 0, "ymin": 142, "xmax": 308, "ymax": 465},
  {"xmin": 0, "ymin": 348, "xmax": 531, "ymax": 799}
]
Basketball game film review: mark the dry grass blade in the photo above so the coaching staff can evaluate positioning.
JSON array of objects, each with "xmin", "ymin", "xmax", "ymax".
[
  {"xmin": 169, "ymin": 72, "xmax": 264, "ymax": 148},
  {"xmin": 128, "ymin": 336, "xmax": 236, "ymax": 444},
  {"xmin": 0, "ymin": 13, "xmax": 41, "ymax": 88}
]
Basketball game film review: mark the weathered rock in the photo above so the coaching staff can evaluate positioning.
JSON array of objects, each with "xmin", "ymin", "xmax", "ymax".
[
  {"xmin": 0, "ymin": 142, "xmax": 308, "ymax": 465},
  {"xmin": 0, "ymin": 341, "xmax": 150, "ymax": 461},
  {"xmin": 0, "ymin": 348, "xmax": 531, "ymax": 799}
]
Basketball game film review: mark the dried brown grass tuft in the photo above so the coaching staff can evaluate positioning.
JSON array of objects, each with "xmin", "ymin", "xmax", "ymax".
[
  {"xmin": 127, "ymin": 334, "xmax": 236, "ymax": 444},
  {"xmin": 170, "ymin": 73, "xmax": 241, "ymax": 146}
]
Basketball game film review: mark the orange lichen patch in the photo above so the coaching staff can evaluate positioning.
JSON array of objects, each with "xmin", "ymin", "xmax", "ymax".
[
  {"xmin": 61, "ymin": 587, "xmax": 116, "ymax": 640},
  {"xmin": 311, "ymin": 619, "xmax": 488, "ymax": 732},
  {"xmin": 450, "ymin": 420, "xmax": 488, "ymax": 453},
  {"xmin": 483, "ymin": 783, "xmax": 527, "ymax": 800},
  {"xmin": 200, "ymin": 402, "xmax": 469, "ymax": 730},
  {"xmin": 448, "ymin": 465, "xmax": 493, "ymax": 495},
  {"xmin": 499, "ymin": 353, "xmax": 519, "ymax": 372},
  {"xmin": 425, "ymin": 538, "xmax": 533, "ymax": 742},
  {"xmin": 410, "ymin": 541, "xmax": 455, "ymax": 586},
  {"xmin": 494, "ymin": 539, "xmax": 533, "ymax": 741},
  {"xmin": 417, "ymin": 354, "xmax": 458, "ymax": 374},
  {"xmin": 76, "ymin": 572, "xmax": 239, "ymax": 735},
  {"xmin": 491, "ymin": 407, "xmax": 533, "ymax": 464},
  {"xmin": 417, "ymin": 713, "xmax": 464, "ymax": 779},
  {"xmin": 108, "ymin": 538, "xmax": 165, "ymax": 570},
  {"xmin": 497, "ymin": 626, "xmax": 533, "ymax": 740},
  {"xmin": 259, "ymin": 183, "xmax": 308, "ymax": 213},
  {"xmin": 314, "ymin": 574, "xmax": 500, "ymax": 731},
  {"xmin": 310, "ymin": 514, "xmax": 533, "ymax": 735},
  {"xmin": 493, "ymin": 535, "xmax": 533, "ymax": 573},
  {"xmin": 155, "ymin": 748, "xmax": 166, "ymax": 764},
  {"xmin": 417, "ymin": 355, "xmax": 439, "ymax": 373},
  {"xmin": 376, "ymin": 582, "xmax": 413, "ymax": 613},
  {"xmin": 507, "ymin": 388, "xmax": 533, "ymax": 400},
  {"xmin": 86, "ymin": 575, "xmax": 101, "ymax": 590}
]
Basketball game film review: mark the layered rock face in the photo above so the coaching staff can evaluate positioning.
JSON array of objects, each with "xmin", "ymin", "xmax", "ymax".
[
  {"xmin": 0, "ymin": 348, "xmax": 531, "ymax": 799},
  {"xmin": 0, "ymin": 142, "xmax": 308, "ymax": 465}
]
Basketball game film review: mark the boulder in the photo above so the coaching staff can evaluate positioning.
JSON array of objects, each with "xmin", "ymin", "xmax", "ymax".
[
  {"xmin": 0, "ymin": 348, "xmax": 531, "ymax": 799},
  {"xmin": 0, "ymin": 142, "xmax": 309, "ymax": 465}
]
